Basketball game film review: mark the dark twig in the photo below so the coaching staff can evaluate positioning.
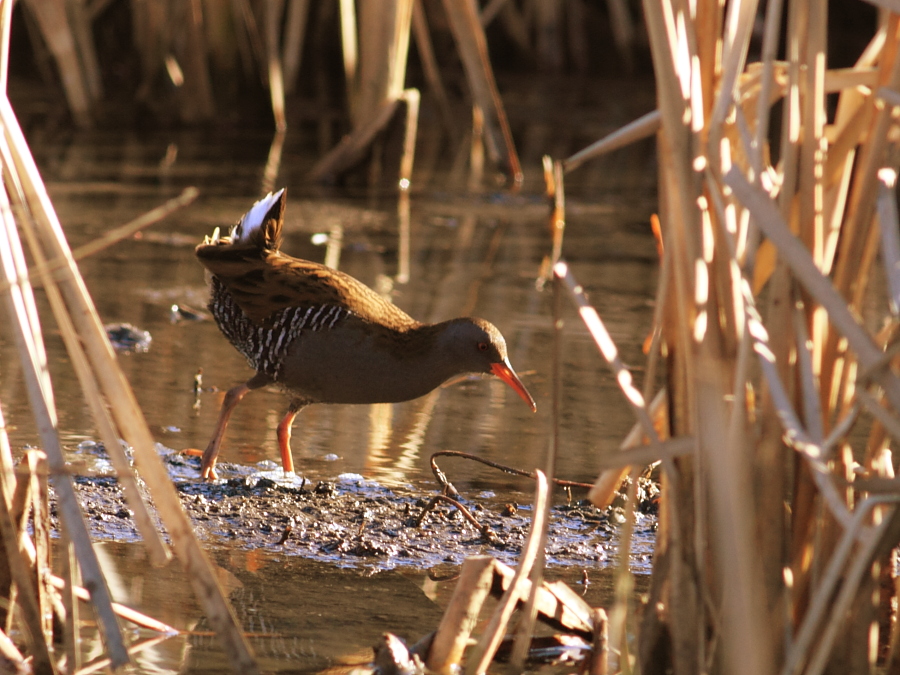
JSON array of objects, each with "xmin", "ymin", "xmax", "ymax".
[
  {"xmin": 429, "ymin": 450, "xmax": 593, "ymax": 495},
  {"xmin": 413, "ymin": 494, "xmax": 498, "ymax": 545}
]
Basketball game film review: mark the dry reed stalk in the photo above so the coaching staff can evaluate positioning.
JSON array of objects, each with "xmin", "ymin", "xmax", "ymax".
[
  {"xmin": 59, "ymin": 532, "xmax": 79, "ymax": 674},
  {"xmin": 46, "ymin": 575, "xmax": 178, "ymax": 634},
  {"xmin": 399, "ymin": 88, "xmax": 420, "ymax": 191},
  {"xmin": 397, "ymin": 188, "xmax": 411, "ymax": 283},
  {"xmin": 727, "ymin": 167, "xmax": 900, "ymax": 408},
  {"xmin": 533, "ymin": 0, "xmax": 563, "ymax": 72},
  {"xmin": 547, "ymin": 0, "xmax": 900, "ymax": 672},
  {"xmin": 590, "ymin": 607, "xmax": 609, "ymax": 675},
  {"xmin": 1, "ymin": 146, "xmax": 176, "ymax": 565},
  {"xmin": 563, "ymin": 111, "xmax": 661, "ymax": 173},
  {"xmin": 555, "ymin": 261, "xmax": 686, "ymax": 670},
  {"xmin": 426, "ymin": 555, "xmax": 495, "ymax": 674},
  {"xmin": 554, "ymin": 262, "xmax": 671, "ymax": 463},
  {"xmin": 0, "ymin": 626, "xmax": 25, "ymax": 674},
  {"xmin": 27, "ymin": 451, "xmax": 51, "ymax": 646},
  {"xmin": 0, "ymin": 96, "xmax": 259, "ymax": 673},
  {"xmin": 491, "ymin": 560, "xmax": 595, "ymax": 634},
  {"xmin": 0, "ymin": 167, "xmax": 128, "ymax": 667},
  {"xmin": 637, "ymin": 41, "xmax": 703, "ymax": 675},
  {"xmin": 264, "ymin": 0, "xmax": 287, "ymax": 131},
  {"xmin": 72, "ymin": 634, "xmax": 177, "ymax": 675},
  {"xmin": 20, "ymin": 0, "xmax": 93, "ymax": 128},
  {"xmin": 339, "ymin": 0, "xmax": 359, "ymax": 118},
  {"xmin": 310, "ymin": 0, "xmax": 415, "ymax": 181},
  {"xmin": 281, "ymin": 0, "xmax": 310, "ymax": 94},
  {"xmin": 0, "ymin": 448, "xmax": 53, "ymax": 672},
  {"xmin": 411, "ymin": 0, "xmax": 456, "ymax": 136},
  {"xmin": 356, "ymin": 0, "xmax": 413, "ymax": 126},
  {"xmin": 262, "ymin": 130, "xmax": 286, "ymax": 194},
  {"xmin": 466, "ymin": 470, "xmax": 548, "ymax": 675},
  {"xmin": 441, "ymin": 0, "xmax": 522, "ymax": 187},
  {"xmin": 506, "ymin": 262, "xmax": 566, "ymax": 671}
]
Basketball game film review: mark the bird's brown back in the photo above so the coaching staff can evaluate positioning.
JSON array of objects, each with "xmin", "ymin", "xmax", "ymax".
[{"xmin": 195, "ymin": 240, "xmax": 417, "ymax": 331}]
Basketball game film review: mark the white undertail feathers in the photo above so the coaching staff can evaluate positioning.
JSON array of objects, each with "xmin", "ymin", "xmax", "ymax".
[
  {"xmin": 201, "ymin": 189, "xmax": 285, "ymax": 246},
  {"xmin": 233, "ymin": 189, "xmax": 285, "ymax": 243}
]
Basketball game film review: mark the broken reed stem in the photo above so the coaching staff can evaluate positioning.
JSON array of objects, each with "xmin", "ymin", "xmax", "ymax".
[
  {"xmin": 564, "ymin": 110, "xmax": 661, "ymax": 172},
  {"xmin": 467, "ymin": 470, "xmax": 548, "ymax": 675},
  {"xmin": 427, "ymin": 556, "xmax": 495, "ymax": 673},
  {"xmin": 45, "ymin": 575, "xmax": 178, "ymax": 634},
  {"xmin": 591, "ymin": 608, "xmax": 609, "ymax": 675},
  {"xmin": 72, "ymin": 634, "xmax": 176, "ymax": 675}
]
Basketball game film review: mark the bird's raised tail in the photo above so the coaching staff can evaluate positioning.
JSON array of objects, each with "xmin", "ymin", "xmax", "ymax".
[
  {"xmin": 199, "ymin": 188, "xmax": 286, "ymax": 253},
  {"xmin": 233, "ymin": 189, "xmax": 285, "ymax": 250}
]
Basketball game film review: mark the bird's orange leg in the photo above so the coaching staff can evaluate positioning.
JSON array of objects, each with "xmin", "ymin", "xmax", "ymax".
[
  {"xmin": 200, "ymin": 374, "xmax": 269, "ymax": 480},
  {"xmin": 276, "ymin": 400, "xmax": 307, "ymax": 475}
]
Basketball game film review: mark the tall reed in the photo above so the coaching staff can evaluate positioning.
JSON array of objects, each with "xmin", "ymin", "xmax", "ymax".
[{"xmin": 559, "ymin": 3, "xmax": 900, "ymax": 673}]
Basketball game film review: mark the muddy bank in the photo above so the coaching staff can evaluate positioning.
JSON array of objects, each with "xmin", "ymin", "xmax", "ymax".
[{"xmin": 62, "ymin": 444, "xmax": 657, "ymax": 572}]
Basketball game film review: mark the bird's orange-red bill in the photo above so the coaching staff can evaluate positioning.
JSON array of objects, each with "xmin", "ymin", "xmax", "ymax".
[{"xmin": 491, "ymin": 361, "xmax": 537, "ymax": 412}]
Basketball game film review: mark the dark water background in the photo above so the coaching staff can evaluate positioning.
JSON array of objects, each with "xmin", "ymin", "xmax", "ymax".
[{"xmin": 2, "ymin": 77, "xmax": 658, "ymax": 672}]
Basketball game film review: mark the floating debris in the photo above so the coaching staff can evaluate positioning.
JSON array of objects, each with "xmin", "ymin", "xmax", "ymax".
[
  {"xmin": 170, "ymin": 303, "xmax": 210, "ymax": 322},
  {"xmin": 104, "ymin": 323, "xmax": 152, "ymax": 353}
]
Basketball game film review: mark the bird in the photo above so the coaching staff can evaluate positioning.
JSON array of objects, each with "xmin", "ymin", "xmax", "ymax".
[{"xmin": 195, "ymin": 189, "xmax": 536, "ymax": 480}]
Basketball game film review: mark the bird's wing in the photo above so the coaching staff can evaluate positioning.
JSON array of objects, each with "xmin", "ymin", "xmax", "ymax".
[{"xmin": 196, "ymin": 244, "xmax": 415, "ymax": 329}]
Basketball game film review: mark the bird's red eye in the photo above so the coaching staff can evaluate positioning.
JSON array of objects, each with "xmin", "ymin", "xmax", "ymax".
[{"xmin": 478, "ymin": 342, "xmax": 489, "ymax": 352}]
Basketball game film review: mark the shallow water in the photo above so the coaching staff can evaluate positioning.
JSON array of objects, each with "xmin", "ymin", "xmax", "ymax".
[
  {"xmin": 3, "ymin": 77, "xmax": 659, "ymax": 671},
  {"xmin": 6, "ymin": 139, "xmax": 658, "ymax": 492},
  {"xmin": 74, "ymin": 540, "xmax": 648, "ymax": 673}
]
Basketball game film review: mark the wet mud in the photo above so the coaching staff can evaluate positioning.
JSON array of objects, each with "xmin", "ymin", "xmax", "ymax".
[{"xmin": 62, "ymin": 445, "xmax": 658, "ymax": 572}]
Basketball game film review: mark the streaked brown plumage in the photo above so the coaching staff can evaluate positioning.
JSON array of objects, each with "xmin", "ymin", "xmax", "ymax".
[{"xmin": 195, "ymin": 189, "xmax": 535, "ymax": 480}]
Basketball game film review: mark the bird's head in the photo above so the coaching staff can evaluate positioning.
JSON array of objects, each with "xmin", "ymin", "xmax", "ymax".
[{"xmin": 440, "ymin": 318, "xmax": 536, "ymax": 412}]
